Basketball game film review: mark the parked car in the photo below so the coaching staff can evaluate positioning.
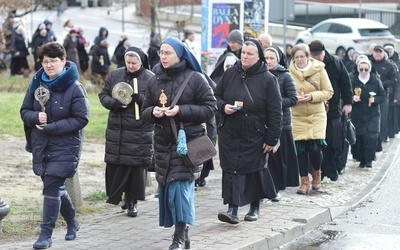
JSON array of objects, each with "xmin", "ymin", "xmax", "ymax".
[{"xmin": 295, "ymin": 18, "xmax": 396, "ymax": 58}]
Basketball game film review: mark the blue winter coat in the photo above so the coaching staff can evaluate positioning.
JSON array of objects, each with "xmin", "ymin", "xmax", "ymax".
[{"xmin": 20, "ymin": 61, "xmax": 89, "ymax": 177}]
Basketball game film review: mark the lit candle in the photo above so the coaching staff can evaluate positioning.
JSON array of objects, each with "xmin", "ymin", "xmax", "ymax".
[{"xmin": 368, "ymin": 92, "xmax": 376, "ymax": 107}]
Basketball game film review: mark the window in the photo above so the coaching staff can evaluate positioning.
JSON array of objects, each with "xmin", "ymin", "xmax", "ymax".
[
  {"xmin": 359, "ymin": 28, "xmax": 392, "ymax": 37},
  {"xmin": 313, "ymin": 23, "xmax": 331, "ymax": 33},
  {"xmin": 328, "ymin": 24, "xmax": 352, "ymax": 34}
]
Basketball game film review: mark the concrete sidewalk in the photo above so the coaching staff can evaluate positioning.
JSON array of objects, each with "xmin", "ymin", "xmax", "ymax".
[{"xmin": 1, "ymin": 136, "xmax": 399, "ymax": 250}]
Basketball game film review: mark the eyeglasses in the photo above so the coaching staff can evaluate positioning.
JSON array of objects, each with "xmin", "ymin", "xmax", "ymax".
[
  {"xmin": 294, "ymin": 55, "xmax": 306, "ymax": 60},
  {"xmin": 359, "ymin": 68, "xmax": 369, "ymax": 72},
  {"xmin": 157, "ymin": 50, "xmax": 174, "ymax": 57},
  {"xmin": 42, "ymin": 59, "xmax": 60, "ymax": 66}
]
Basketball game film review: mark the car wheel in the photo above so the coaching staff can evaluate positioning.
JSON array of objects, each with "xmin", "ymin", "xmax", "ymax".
[{"xmin": 336, "ymin": 47, "xmax": 346, "ymax": 60}]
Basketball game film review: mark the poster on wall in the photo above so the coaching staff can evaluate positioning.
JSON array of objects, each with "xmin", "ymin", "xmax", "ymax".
[
  {"xmin": 243, "ymin": 0, "xmax": 266, "ymax": 40},
  {"xmin": 210, "ymin": 2, "xmax": 241, "ymax": 49},
  {"xmin": 202, "ymin": 0, "xmax": 267, "ymax": 74},
  {"xmin": 202, "ymin": 0, "xmax": 244, "ymax": 74}
]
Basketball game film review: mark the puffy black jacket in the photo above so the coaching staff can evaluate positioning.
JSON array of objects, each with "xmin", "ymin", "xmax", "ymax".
[
  {"xmin": 20, "ymin": 61, "xmax": 89, "ymax": 177},
  {"xmin": 351, "ymin": 72, "xmax": 386, "ymax": 134},
  {"xmin": 142, "ymin": 60, "xmax": 216, "ymax": 185},
  {"xmin": 323, "ymin": 51, "xmax": 353, "ymax": 119},
  {"xmin": 215, "ymin": 61, "xmax": 282, "ymax": 174},
  {"xmin": 370, "ymin": 57, "xmax": 397, "ymax": 96},
  {"xmin": 91, "ymin": 43, "xmax": 110, "ymax": 75},
  {"xmin": 98, "ymin": 67, "xmax": 154, "ymax": 167},
  {"xmin": 269, "ymin": 65, "xmax": 297, "ymax": 131}
]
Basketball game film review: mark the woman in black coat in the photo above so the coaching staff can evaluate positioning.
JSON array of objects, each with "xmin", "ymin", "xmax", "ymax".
[
  {"xmin": 31, "ymin": 28, "xmax": 52, "ymax": 71},
  {"xmin": 11, "ymin": 25, "xmax": 29, "ymax": 76},
  {"xmin": 98, "ymin": 47, "xmax": 154, "ymax": 217},
  {"xmin": 142, "ymin": 37, "xmax": 216, "ymax": 249},
  {"xmin": 113, "ymin": 37, "xmax": 130, "ymax": 68},
  {"xmin": 264, "ymin": 46, "xmax": 299, "ymax": 199},
  {"xmin": 215, "ymin": 39, "xmax": 282, "ymax": 224},
  {"xmin": 76, "ymin": 27, "xmax": 90, "ymax": 73},
  {"xmin": 351, "ymin": 59, "xmax": 386, "ymax": 168},
  {"xmin": 90, "ymin": 39, "xmax": 110, "ymax": 82},
  {"xmin": 20, "ymin": 42, "xmax": 89, "ymax": 249}
]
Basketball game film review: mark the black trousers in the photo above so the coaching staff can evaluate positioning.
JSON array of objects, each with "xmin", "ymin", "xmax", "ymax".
[
  {"xmin": 322, "ymin": 117, "xmax": 343, "ymax": 180},
  {"xmin": 353, "ymin": 132, "xmax": 379, "ymax": 165}
]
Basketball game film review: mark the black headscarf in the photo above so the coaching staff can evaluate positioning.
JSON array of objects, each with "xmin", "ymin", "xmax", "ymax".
[
  {"xmin": 265, "ymin": 45, "xmax": 287, "ymax": 68},
  {"xmin": 245, "ymin": 38, "xmax": 265, "ymax": 64},
  {"xmin": 124, "ymin": 46, "xmax": 150, "ymax": 70}
]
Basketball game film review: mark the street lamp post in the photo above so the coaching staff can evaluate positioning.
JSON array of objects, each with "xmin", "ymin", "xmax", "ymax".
[{"xmin": 122, "ymin": 0, "xmax": 125, "ymax": 33}]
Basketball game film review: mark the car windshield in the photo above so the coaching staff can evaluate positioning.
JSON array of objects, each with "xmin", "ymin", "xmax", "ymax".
[{"xmin": 359, "ymin": 28, "xmax": 392, "ymax": 37}]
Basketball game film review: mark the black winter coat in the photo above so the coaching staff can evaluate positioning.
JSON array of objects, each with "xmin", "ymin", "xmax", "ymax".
[
  {"xmin": 76, "ymin": 35, "xmax": 89, "ymax": 62},
  {"xmin": 99, "ymin": 67, "xmax": 154, "ymax": 167},
  {"xmin": 12, "ymin": 33, "xmax": 29, "ymax": 58},
  {"xmin": 215, "ymin": 61, "xmax": 282, "ymax": 174},
  {"xmin": 142, "ymin": 60, "xmax": 216, "ymax": 185},
  {"xmin": 20, "ymin": 62, "xmax": 89, "ymax": 177},
  {"xmin": 210, "ymin": 49, "xmax": 240, "ymax": 83},
  {"xmin": 351, "ymin": 73, "xmax": 386, "ymax": 135},
  {"xmin": 269, "ymin": 65, "xmax": 297, "ymax": 131},
  {"xmin": 370, "ymin": 58, "xmax": 397, "ymax": 98},
  {"xmin": 323, "ymin": 51, "xmax": 353, "ymax": 120},
  {"xmin": 113, "ymin": 39, "xmax": 127, "ymax": 68},
  {"xmin": 91, "ymin": 43, "xmax": 110, "ymax": 75}
]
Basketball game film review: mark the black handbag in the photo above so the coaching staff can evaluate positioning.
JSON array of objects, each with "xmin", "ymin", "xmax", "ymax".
[
  {"xmin": 343, "ymin": 115, "xmax": 356, "ymax": 145},
  {"xmin": 169, "ymin": 72, "xmax": 217, "ymax": 167}
]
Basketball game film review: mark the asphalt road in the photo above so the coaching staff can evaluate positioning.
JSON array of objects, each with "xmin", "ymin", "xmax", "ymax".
[{"xmin": 280, "ymin": 139, "xmax": 400, "ymax": 250}]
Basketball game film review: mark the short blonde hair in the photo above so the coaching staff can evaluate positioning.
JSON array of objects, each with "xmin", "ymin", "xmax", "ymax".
[{"xmin": 291, "ymin": 43, "xmax": 310, "ymax": 58}]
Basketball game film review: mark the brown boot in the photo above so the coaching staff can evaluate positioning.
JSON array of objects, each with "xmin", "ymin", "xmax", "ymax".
[
  {"xmin": 297, "ymin": 176, "xmax": 310, "ymax": 194},
  {"xmin": 312, "ymin": 170, "xmax": 321, "ymax": 190}
]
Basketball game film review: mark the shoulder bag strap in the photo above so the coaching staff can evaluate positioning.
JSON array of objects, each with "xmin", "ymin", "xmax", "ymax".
[
  {"xmin": 305, "ymin": 77, "xmax": 319, "ymax": 90},
  {"xmin": 170, "ymin": 71, "xmax": 195, "ymax": 140},
  {"xmin": 242, "ymin": 81, "xmax": 262, "ymax": 117}
]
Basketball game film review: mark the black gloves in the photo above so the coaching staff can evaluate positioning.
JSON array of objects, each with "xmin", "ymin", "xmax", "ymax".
[
  {"xmin": 131, "ymin": 93, "xmax": 144, "ymax": 105},
  {"xmin": 111, "ymin": 99, "xmax": 125, "ymax": 111}
]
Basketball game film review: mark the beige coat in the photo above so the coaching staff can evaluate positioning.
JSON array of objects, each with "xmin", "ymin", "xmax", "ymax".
[{"xmin": 290, "ymin": 58, "xmax": 333, "ymax": 141}]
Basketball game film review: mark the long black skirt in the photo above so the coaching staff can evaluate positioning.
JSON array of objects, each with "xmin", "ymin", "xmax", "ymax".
[
  {"xmin": 10, "ymin": 57, "xmax": 29, "ymax": 75},
  {"xmin": 105, "ymin": 163, "xmax": 147, "ymax": 205},
  {"xmin": 268, "ymin": 130, "xmax": 299, "ymax": 190},
  {"xmin": 222, "ymin": 168, "xmax": 276, "ymax": 207}
]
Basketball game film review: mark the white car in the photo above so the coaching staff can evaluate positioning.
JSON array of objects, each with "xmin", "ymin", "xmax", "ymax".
[{"xmin": 295, "ymin": 18, "xmax": 396, "ymax": 58}]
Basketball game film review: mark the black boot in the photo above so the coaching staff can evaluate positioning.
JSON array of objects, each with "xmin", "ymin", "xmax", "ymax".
[
  {"xmin": 33, "ymin": 197, "xmax": 61, "ymax": 249},
  {"xmin": 244, "ymin": 207, "xmax": 259, "ymax": 221},
  {"xmin": 121, "ymin": 195, "xmax": 127, "ymax": 210},
  {"xmin": 60, "ymin": 192, "xmax": 80, "ymax": 240},
  {"xmin": 127, "ymin": 199, "xmax": 138, "ymax": 217},
  {"xmin": 184, "ymin": 226, "xmax": 190, "ymax": 249},
  {"xmin": 169, "ymin": 233, "xmax": 185, "ymax": 250},
  {"xmin": 218, "ymin": 205, "xmax": 239, "ymax": 224}
]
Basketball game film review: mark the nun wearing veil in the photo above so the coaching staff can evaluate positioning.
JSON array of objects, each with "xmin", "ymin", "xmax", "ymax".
[
  {"xmin": 141, "ymin": 37, "xmax": 216, "ymax": 250},
  {"xmin": 263, "ymin": 45, "xmax": 299, "ymax": 200},
  {"xmin": 214, "ymin": 39, "xmax": 282, "ymax": 225},
  {"xmin": 98, "ymin": 46, "xmax": 154, "ymax": 218}
]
